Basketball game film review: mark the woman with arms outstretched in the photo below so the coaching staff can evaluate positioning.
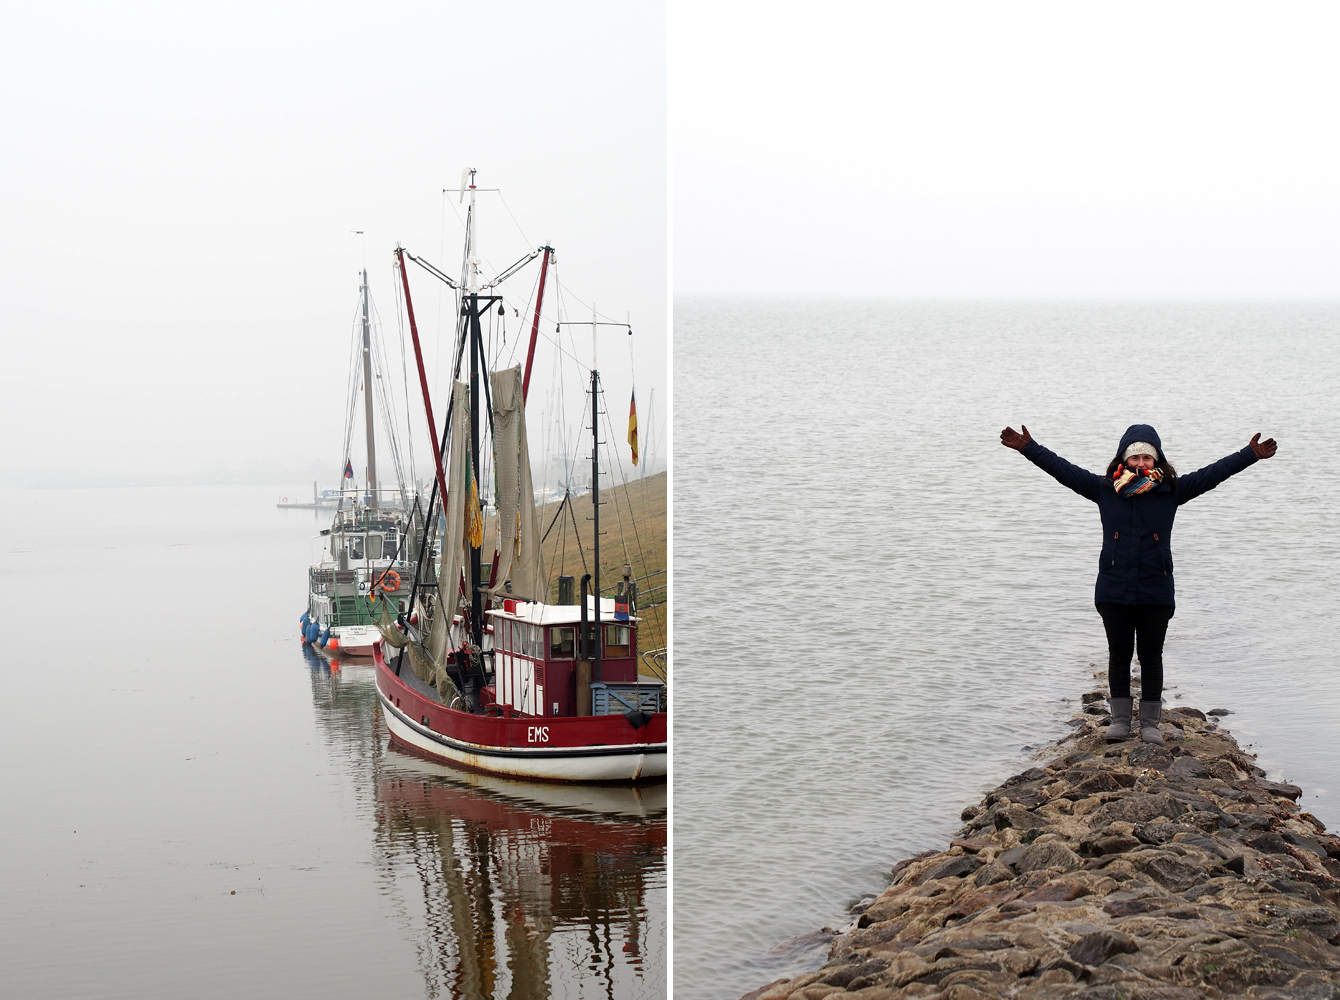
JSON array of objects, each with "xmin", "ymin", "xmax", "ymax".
[{"xmin": 1000, "ymin": 423, "xmax": 1277, "ymax": 745}]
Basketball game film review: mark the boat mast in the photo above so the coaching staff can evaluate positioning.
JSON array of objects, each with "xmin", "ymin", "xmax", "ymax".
[
  {"xmin": 590, "ymin": 304, "xmax": 601, "ymax": 685},
  {"xmin": 521, "ymin": 246, "xmax": 552, "ymax": 404},
  {"xmin": 465, "ymin": 171, "xmax": 485, "ymax": 655},
  {"xmin": 360, "ymin": 269, "xmax": 377, "ymax": 509}
]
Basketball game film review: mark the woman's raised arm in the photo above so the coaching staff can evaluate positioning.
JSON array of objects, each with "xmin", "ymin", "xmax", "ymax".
[
  {"xmin": 1177, "ymin": 433, "xmax": 1276, "ymax": 505},
  {"xmin": 1001, "ymin": 424, "xmax": 1103, "ymax": 502}
]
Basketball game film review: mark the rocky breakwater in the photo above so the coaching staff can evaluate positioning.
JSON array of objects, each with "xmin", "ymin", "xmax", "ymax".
[{"xmin": 742, "ymin": 701, "xmax": 1340, "ymax": 1000}]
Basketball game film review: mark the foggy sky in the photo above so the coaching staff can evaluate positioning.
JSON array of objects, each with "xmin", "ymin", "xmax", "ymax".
[
  {"xmin": 2, "ymin": 3, "xmax": 667, "ymax": 487},
  {"xmin": 672, "ymin": 2, "xmax": 1340, "ymax": 297}
]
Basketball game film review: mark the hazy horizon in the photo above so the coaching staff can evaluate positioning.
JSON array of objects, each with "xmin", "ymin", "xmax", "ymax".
[{"xmin": 2, "ymin": 4, "xmax": 667, "ymax": 488}]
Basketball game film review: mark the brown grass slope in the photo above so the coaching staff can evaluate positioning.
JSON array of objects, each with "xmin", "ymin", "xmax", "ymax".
[{"xmin": 489, "ymin": 471, "xmax": 667, "ymax": 657}]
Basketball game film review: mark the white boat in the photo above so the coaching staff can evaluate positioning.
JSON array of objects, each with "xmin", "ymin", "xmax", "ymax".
[{"xmin": 300, "ymin": 271, "xmax": 418, "ymax": 656}]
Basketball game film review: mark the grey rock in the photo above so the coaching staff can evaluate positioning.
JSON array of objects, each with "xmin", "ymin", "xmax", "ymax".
[
  {"xmin": 1016, "ymin": 841, "xmax": 1082, "ymax": 874},
  {"xmin": 1140, "ymin": 853, "xmax": 1209, "ymax": 891},
  {"xmin": 912, "ymin": 855, "xmax": 982, "ymax": 884},
  {"xmin": 1207, "ymin": 707, "xmax": 1232, "ymax": 716},
  {"xmin": 1248, "ymin": 832, "xmax": 1293, "ymax": 854},
  {"xmin": 1259, "ymin": 779, "xmax": 1304, "ymax": 801},
  {"xmin": 1089, "ymin": 792, "xmax": 1188, "ymax": 827},
  {"xmin": 1128, "ymin": 744, "xmax": 1174, "ymax": 770},
  {"xmin": 1280, "ymin": 830, "xmax": 1326, "ymax": 857},
  {"xmin": 972, "ymin": 861, "xmax": 1015, "ymax": 887},
  {"xmin": 1134, "ymin": 822, "xmax": 1200, "ymax": 845},
  {"xmin": 1068, "ymin": 928, "xmax": 1140, "ymax": 966},
  {"xmin": 1169, "ymin": 756, "xmax": 1210, "ymax": 779}
]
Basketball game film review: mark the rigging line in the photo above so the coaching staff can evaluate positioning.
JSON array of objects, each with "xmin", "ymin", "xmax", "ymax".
[
  {"xmin": 494, "ymin": 189, "xmax": 533, "ymax": 248},
  {"xmin": 596, "ymin": 401, "xmax": 665, "ymax": 657},
  {"xmin": 596, "ymin": 378, "xmax": 658, "ymax": 647},
  {"xmin": 340, "ymin": 301, "xmax": 364, "ymax": 493},
  {"xmin": 444, "ymin": 192, "xmax": 510, "ymax": 284},
  {"xmin": 505, "ymin": 266, "xmax": 543, "ymax": 370},
  {"xmin": 540, "ymin": 490, "xmax": 569, "ymax": 545},
  {"xmin": 552, "ymin": 277, "xmax": 628, "ymax": 327},
  {"xmin": 566, "ymin": 484, "xmax": 589, "ymax": 579},
  {"xmin": 372, "ymin": 341, "xmax": 409, "ymax": 496},
  {"xmin": 367, "ymin": 295, "xmax": 410, "ymax": 493},
  {"xmin": 435, "ymin": 188, "xmax": 447, "ymax": 420},
  {"xmin": 597, "ymin": 382, "xmax": 636, "ymax": 572},
  {"xmin": 391, "ymin": 259, "xmax": 418, "ymax": 491}
]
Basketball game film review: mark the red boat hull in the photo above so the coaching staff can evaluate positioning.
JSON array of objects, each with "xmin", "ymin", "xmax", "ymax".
[{"xmin": 373, "ymin": 640, "xmax": 667, "ymax": 784}]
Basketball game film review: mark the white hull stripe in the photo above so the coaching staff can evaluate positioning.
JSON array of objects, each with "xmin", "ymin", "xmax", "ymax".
[{"xmin": 377, "ymin": 692, "xmax": 666, "ymax": 761}]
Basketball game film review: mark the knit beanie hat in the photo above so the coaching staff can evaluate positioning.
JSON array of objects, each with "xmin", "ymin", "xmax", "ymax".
[{"xmin": 1122, "ymin": 441, "xmax": 1159, "ymax": 461}]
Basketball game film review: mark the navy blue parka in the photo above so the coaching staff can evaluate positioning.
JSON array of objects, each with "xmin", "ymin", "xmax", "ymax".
[{"xmin": 1021, "ymin": 424, "xmax": 1258, "ymax": 610}]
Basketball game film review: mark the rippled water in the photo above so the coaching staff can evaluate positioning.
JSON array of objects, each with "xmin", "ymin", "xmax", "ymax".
[
  {"xmin": 0, "ymin": 485, "xmax": 665, "ymax": 998},
  {"xmin": 672, "ymin": 300, "xmax": 1340, "ymax": 1000}
]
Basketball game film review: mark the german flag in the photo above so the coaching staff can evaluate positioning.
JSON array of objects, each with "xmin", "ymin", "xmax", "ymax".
[{"xmin": 627, "ymin": 389, "xmax": 639, "ymax": 466}]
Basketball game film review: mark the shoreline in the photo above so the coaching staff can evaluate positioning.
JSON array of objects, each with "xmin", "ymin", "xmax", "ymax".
[{"xmin": 740, "ymin": 694, "xmax": 1340, "ymax": 1000}]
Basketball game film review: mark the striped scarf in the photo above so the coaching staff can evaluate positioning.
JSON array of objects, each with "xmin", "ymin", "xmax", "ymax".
[{"xmin": 1113, "ymin": 466, "xmax": 1163, "ymax": 496}]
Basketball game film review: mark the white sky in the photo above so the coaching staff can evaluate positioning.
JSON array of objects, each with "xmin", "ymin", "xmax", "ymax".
[
  {"xmin": 2, "ymin": 2, "xmax": 667, "ymax": 486},
  {"xmin": 671, "ymin": 2, "xmax": 1340, "ymax": 296}
]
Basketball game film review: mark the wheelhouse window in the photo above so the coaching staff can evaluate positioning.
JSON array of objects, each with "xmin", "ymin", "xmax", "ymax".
[
  {"xmin": 365, "ymin": 534, "xmax": 384, "ymax": 560},
  {"xmin": 550, "ymin": 627, "xmax": 575, "ymax": 659},
  {"xmin": 605, "ymin": 625, "xmax": 631, "ymax": 657},
  {"xmin": 348, "ymin": 536, "xmax": 364, "ymax": 560}
]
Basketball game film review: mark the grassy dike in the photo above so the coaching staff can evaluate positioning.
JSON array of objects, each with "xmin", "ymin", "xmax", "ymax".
[{"xmin": 487, "ymin": 471, "xmax": 667, "ymax": 663}]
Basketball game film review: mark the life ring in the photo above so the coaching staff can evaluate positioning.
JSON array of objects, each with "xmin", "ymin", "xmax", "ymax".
[{"xmin": 375, "ymin": 570, "xmax": 401, "ymax": 593}]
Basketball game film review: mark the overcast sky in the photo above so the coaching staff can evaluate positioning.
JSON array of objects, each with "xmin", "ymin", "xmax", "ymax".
[
  {"xmin": 672, "ymin": 2, "xmax": 1340, "ymax": 297},
  {"xmin": 2, "ymin": 2, "xmax": 666, "ymax": 486}
]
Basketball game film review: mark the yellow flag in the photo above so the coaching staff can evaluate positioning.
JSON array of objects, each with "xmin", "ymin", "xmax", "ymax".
[{"xmin": 627, "ymin": 389, "xmax": 639, "ymax": 466}]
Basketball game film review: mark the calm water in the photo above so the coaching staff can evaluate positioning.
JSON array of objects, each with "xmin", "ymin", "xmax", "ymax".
[
  {"xmin": 673, "ymin": 299, "xmax": 1340, "ymax": 1000},
  {"xmin": 0, "ymin": 485, "xmax": 665, "ymax": 999}
]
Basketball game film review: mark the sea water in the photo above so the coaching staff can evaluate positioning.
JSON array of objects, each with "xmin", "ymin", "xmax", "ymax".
[
  {"xmin": 673, "ymin": 299, "xmax": 1340, "ymax": 1000},
  {"xmin": 0, "ymin": 485, "xmax": 665, "ymax": 999}
]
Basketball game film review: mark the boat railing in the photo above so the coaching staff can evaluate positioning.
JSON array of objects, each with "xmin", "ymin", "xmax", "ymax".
[{"xmin": 640, "ymin": 647, "xmax": 667, "ymax": 684}]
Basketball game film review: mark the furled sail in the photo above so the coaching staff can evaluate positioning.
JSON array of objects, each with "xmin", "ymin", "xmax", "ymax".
[
  {"xmin": 485, "ymin": 365, "xmax": 546, "ymax": 602},
  {"xmin": 421, "ymin": 380, "xmax": 471, "ymax": 700}
]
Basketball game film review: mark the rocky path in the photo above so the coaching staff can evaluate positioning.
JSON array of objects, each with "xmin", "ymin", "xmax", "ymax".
[{"xmin": 740, "ymin": 699, "xmax": 1340, "ymax": 1000}]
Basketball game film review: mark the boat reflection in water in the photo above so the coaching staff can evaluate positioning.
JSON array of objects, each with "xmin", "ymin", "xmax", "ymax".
[{"xmin": 301, "ymin": 647, "xmax": 667, "ymax": 999}]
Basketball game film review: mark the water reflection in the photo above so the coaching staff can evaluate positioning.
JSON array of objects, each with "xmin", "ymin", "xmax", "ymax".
[{"xmin": 300, "ymin": 646, "xmax": 668, "ymax": 999}]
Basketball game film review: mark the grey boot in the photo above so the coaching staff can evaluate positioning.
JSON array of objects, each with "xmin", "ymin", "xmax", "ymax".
[
  {"xmin": 1138, "ymin": 699, "xmax": 1164, "ymax": 745},
  {"xmin": 1105, "ymin": 697, "xmax": 1133, "ymax": 742}
]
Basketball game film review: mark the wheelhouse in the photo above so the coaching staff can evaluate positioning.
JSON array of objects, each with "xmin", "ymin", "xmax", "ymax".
[{"xmin": 486, "ymin": 597, "xmax": 663, "ymax": 719}]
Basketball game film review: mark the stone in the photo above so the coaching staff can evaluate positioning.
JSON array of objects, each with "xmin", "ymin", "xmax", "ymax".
[
  {"xmin": 818, "ymin": 959, "xmax": 890, "ymax": 988},
  {"xmin": 913, "ymin": 856, "xmax": 982, "ymax": 885},
  {"xmin": 1280, "ymin": 831, "xmax": 1327, "ymax": 858},
  {"xmin": 972, "ymin": 862, "xmax": 1014, "ymax": 888},
  {"xmin": 742, "ymin": 698, "xmax": 1340, "ymax": 1000},
  {"xmin": 1139, "ymin": 853, "xmax": 1208, "ymax": 891},
  {"xmin": 1090, "ymin": 792, "xmax": 1188, "ymax": 827},
  {"xmin": 1169, "ymin": 756, "xmax": 1210, "ymax": 779},
  {"xmin": 1259, "ymin": 779, "xmax": 1304, "ymax": 802},
  {"xmin": 1015, "ymin": 841, "xmax": 1082, "ymax": 874},
  {"xmin": 1068, "ymin": 929, "xmax": 1140, "ymax": 966},
  {"xmin": 1207, "ymin": 708, "xmax": 1232, "ymax": 715},
  {"xmin": 1128, "ymin": 745, "xmax": 1175, "ymax": 770},
  {"xmin": 1249, "ymin": 833, "xmax": 1293, "ymax": 855}
]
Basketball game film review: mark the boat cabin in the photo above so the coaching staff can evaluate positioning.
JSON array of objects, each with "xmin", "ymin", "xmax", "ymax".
[{"xmin": 486, "ymin": 596, "xmax": 662, "ymax": 719}]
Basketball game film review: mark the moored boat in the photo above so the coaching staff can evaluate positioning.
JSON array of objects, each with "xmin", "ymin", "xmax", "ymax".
[
  {"xmin": 373, "ymin": 171, "xmax": 666, "ymax": 784},
  {"xmin": 300, "ymin": 269, "xmax": 418, "ymax": 656}
]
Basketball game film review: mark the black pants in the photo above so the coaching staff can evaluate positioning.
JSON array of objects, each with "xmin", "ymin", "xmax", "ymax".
[{"xmin": 1097, "ymin": 603, "xmax": 1174, "ymax": 700}]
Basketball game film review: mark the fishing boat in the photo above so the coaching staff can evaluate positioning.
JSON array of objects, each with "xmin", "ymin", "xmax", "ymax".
[
  {"xmin": 372, "ymin": 171, "xmax": 666, "ymax": 784},
  {"xmin": 300, "ymin": 271, "xmax": 418, "ymax": 657}
]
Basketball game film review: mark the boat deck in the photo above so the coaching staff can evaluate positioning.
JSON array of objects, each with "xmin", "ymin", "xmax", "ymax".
[{"xmin": 387, "ymin": 647, "xmax": 449, "ymax": 706}]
